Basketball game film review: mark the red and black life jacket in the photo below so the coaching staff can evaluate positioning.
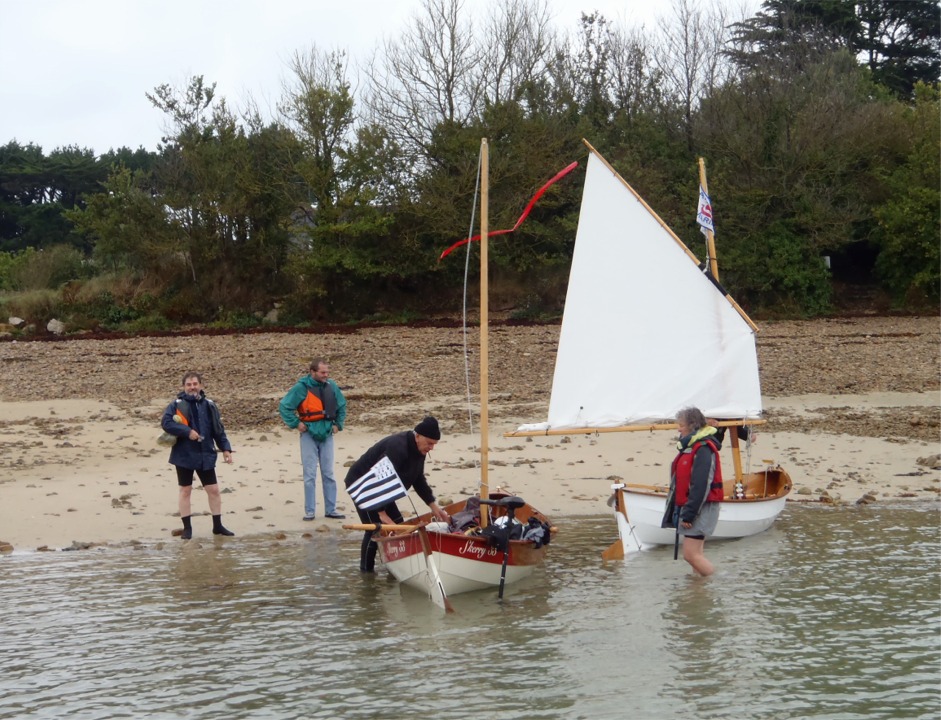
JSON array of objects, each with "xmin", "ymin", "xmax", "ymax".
[
  {"xmin": 672, "ymin": 437, "xmax": 724, "ymax": 505},
  {"xmin": 297, "ymin": 382, "xmax": 338, "ymax": 423}
]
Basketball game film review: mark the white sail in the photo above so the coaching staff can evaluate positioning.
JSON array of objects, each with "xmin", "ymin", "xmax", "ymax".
[{"xmin": 519, "ymin": 148, "xmax": 762, "ymax": 432}]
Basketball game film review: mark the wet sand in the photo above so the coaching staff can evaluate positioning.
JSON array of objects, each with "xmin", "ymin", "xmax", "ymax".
[{"xmin": 0, "ymin": 316, "xmax": 938, "ymax": 550}]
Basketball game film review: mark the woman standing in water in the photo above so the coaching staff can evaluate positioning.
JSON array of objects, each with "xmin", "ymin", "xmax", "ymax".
[{"xmin": 666, "ymin": 407, "xmax": 724, "ymax": 576}]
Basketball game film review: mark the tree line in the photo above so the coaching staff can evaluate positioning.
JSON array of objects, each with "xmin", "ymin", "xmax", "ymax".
[{"xmin": 0, "ymin": 0, "xmax": 937, "ymax": 333}]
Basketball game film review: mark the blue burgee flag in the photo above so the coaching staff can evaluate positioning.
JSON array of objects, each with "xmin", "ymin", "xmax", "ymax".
[
  {"xmin": 347, "ymin": 456, "xmax": 407, "ymax": 510},
  {"xmin": 696, "ymin": 186, "xmax": 714, "ymax": 236}
]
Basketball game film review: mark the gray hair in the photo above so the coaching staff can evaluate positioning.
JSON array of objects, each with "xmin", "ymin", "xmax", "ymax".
[
  {"xmin": 676, "ymin": 407, "xmax": 706, "ymax": 432},
  {"xmin": 309, "ymin": 358, "xmax": 327, "ymax": 372}
]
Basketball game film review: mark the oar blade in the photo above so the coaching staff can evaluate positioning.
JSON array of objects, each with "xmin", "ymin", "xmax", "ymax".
[
  {"xmin": 601, "ymin": 540, "xmax": 624, "ymax": 561},
  {"xmin": 426, "ymin": 559, "xmax": 455, "ymax": 613},
  {"xmin": 418, "ymin": 527, "xmax": 454, "ymax": 613}
]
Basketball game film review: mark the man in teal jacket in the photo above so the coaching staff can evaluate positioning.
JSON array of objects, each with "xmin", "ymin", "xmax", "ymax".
[{"xmin": 278, "ymin": 358, "xmax": 348, "ymax": 520}]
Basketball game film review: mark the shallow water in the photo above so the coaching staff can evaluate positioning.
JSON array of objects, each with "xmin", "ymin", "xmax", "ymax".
[{"xmin": 1, "ymin": 503, "xmax": 938, "ymax": 720}]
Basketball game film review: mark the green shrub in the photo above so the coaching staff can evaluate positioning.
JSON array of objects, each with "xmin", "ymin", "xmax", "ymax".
[
  {"xmin": 209, "ymin": 311, "xmax": 262, "ymax": 330},
  {"xmin": 118, "ymin": 314, "xmax": 177, "ymax": 333},
  {"xmin": 0, "ymin": 288, "xmax": 63, "ymax": 328},
  {"xmin": 0, "ymin": 252, "xmax": 16, "ymax": 291},
  {"xmin": 158, "ymin": 284, "xmax": 214, "ymax": 323},
  {"xmin": 7, "ymin": 246, "xmax": 88, "ymax": 291}
]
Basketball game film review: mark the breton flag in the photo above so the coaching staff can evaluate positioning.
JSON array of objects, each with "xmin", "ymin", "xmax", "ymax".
[
  {"xmin": 696, "ymin": 186, "xmax": 714, "ymax": 236},
  {"xmin": 347, "ymin": 455, "xmax": 407, "ymax": 510}
]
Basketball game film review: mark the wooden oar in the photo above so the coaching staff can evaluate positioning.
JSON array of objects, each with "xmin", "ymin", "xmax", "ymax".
[
  {"xmin": 603, "ymin": 489, "xmax": 625, "ymax": 561},
  {"xmin": 343, "ymin": 522, "xmax": 455, "ymax": 613},
  {"xmin": 417, "ymin": 526, "xmax": 454, "ymax": 613},
  {"xmin": 342, "ymin": 523, "xmax": 418, "ymax": 532},
  {"xmin": 622, "ymin": 482, "xmax": 670, "ymax": 493},
  {"xmin": 602, "ymin": 486, "xmax": 640, "ymax": 560}
]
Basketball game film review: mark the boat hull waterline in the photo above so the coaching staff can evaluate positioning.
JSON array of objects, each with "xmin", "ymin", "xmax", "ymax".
[
  {"xmin": 373, "ymin": 494, "xmax": 551, "ymax": 597},
  {"xmin": 613, "ymin": 468, "xmax": 792, "ymax": 552}
]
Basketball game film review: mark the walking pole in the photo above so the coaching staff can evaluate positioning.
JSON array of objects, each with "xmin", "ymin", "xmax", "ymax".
[{"xmin": 673, "ymin": 506, "xmax": 680, "ymax": 561}]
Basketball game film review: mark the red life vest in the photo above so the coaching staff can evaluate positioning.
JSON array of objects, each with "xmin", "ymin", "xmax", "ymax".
[{"xmin": 672, "ymin": 437, "xmax": 724, "ymax": 505}]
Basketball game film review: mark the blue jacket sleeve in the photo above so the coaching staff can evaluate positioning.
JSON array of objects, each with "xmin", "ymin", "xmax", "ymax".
[
  {"xmin": 209, "ymin": 402, "xmax": 232, "ymax": 452},
  {"xmin": 161, "ymin": 401, "xmax": 189, "ymax": 438}
]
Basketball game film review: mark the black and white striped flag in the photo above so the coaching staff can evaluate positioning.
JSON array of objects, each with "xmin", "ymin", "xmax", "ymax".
[{"xmin": 347, "ymin": 456, "xmax": 407, "ymax": 510}]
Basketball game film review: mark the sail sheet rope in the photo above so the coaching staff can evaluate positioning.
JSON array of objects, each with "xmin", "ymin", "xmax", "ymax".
[
  {"xmin": 458, "ymin": 145, "xmax": 482, "ymax": 484},
  {"xmin": 448, "ymin": 154, "xmax": 581, "ymax": 491}
]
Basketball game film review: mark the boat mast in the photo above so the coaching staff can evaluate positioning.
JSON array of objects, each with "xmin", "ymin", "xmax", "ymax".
[
  {"xmin": 479, "ymin": 139, "xmax": 490, "ymax": 527},
  {"xmin": 698, "ymin": 158, "xmax": 720, "ymax": 281},
  {"xmin": 699, "ymin": 156, "xmax": 745, "ymax": 485}
]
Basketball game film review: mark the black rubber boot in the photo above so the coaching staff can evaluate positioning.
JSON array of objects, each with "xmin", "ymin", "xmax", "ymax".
[
  {"xmin": 212, "ymin": 514, "xmax": 234, "ymax": 536},
  {"xmin": 361, "ymin": 534, "xmax": 377, "ymax": 572},
  {"xmin": 181, "ymin": 516, "xmax": 192, "ymax": 540}
]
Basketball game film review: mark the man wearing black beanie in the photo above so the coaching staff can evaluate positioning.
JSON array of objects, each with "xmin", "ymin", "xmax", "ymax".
[{"xmin": 344, "ymin": 416, "xmax": 450, "ymax": 572}]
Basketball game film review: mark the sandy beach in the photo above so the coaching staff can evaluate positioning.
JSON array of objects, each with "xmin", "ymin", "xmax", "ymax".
[{"xmin": 0, "ymin": 316, "xmax": 938, "ymax": 551}]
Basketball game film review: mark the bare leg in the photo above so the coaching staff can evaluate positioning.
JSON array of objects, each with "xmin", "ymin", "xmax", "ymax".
[
  {"xmin": 205, "ymin": 484, "xmax": 222, "ymax": 515},
  {"xmin": 178, "ymin": 485, "xmax": 193, "ymax": 518},
  {"xmin": 682, "ymin": 536, "xmax": 715, "ymax": 576}
]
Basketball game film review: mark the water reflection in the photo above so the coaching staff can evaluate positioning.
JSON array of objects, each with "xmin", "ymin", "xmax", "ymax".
[{"xmin": 0, "ymin": 504, "xmax": 938, "ymax": 719}]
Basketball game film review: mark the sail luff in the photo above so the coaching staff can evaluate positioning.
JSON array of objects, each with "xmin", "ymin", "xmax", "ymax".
[
  {"xmin": 700, "ymin": 156, "xmax": 746, "ymax": 483},
  {"xmin": 583, "ymin": 140, "xmax": 757, "ymax": 333},
  {"xmin": 520, "ymin": 144, "xmax": 763, "ymax": 434},
  {"xmin": 582, "ymin": 140, "xmax": 704, "ymax": 270}
]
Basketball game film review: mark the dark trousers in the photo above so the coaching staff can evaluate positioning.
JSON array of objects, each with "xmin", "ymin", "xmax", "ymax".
[{"xmin": 357, "ymin": 502, "xmax": 403, "ymax": 571}]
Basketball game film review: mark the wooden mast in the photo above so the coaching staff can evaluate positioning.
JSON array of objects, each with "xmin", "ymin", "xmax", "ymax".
[
  {"xmin": 479, "ymin": 139, "xmax": 490, "ymax": 527},
  {"xmin": 699, "ymin": 156, "xmax": 745, "ymax": 486},
  {"xmin": 698, "ymin": 157, "xmax": 720, "ymax": 281}
]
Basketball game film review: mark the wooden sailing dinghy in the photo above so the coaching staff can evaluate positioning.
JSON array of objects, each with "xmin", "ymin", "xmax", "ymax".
[
  {"xmin": 350, "ymin": 139, "xmax": 553, "ymax": 606},
  {"xmin": 507, "ymin": 141, "xmax": 790, "ymax": 557},
  {"xmin": 370, "ymin": 491, "xmax": 551, "ymax": 598}
]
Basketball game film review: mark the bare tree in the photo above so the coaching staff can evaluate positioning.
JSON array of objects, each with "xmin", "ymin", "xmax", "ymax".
[
  {"xmin": 543, "ymin": 11, "xmax": 660, "ymax": 128},
  {"xmin": 653, "ymin": 0, "xmax": 732, "ymax": 149},
  {"xmin": 480, "ymin": 0, "xmax": 557, "ymax": 107},
  {"xmin": 280, "ymin": 49, "xmax": 355, "ymax": 171},
  {"xmin": 364, "ymin": 0, "xmax": 483, "ymax": 166},
  {"xmin": 276, "ymin": 48, "xmax": 359, "ymax": 223},
  {"xmin": 608, "ymin": 24, "xmax": 662, "ymax": 120}
]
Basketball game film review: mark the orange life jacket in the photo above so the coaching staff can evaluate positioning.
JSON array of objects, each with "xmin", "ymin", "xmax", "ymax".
[{"xmin": 297, "ymin": 383, "xmax": 337, "ymax": 423}]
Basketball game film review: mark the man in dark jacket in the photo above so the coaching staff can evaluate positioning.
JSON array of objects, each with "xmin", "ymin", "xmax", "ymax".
[
  {"xmin": 344, "ymin": 416, "xmax": 450, "ymax": 572},
  {"xmin": 161, "ymin": 371, "xmax": 234, "ymax": 539}
]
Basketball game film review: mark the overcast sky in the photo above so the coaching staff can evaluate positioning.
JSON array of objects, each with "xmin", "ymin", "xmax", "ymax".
[{"xmin": 0, "ymin": 0, "xmax": 757, "ymax": 155}]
